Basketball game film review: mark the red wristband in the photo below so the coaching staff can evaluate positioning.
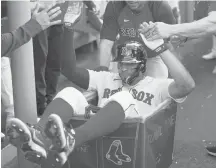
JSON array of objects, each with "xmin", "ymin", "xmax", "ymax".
[{"xmin": 154, "ymin": 43, "xmax": 168, "ymax": 55}]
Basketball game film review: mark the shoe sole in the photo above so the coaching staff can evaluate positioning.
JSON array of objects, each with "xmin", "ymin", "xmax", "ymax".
[
  {"xmin": 207, "ymin": 151, "xmax": 216, "ymax": 157},
  {"xmin": 44, "ymin": 114, "xmax": 70, "ymax": 167},
  {"xmin": 6, "ymin": 118, "xmax": 47, "ymax": 165},
  {"xmin": 202, "ymin": 57, "xmax": 216, "ymax": 60},
  {"xmin": 45, "ymin": 114, "xmax": 67, "ymax": 150}
]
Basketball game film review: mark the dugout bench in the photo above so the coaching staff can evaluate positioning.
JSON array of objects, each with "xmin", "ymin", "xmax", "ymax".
[{"xmin": 67, "ymin": 90, "xmax": 178, "ymax": 168}]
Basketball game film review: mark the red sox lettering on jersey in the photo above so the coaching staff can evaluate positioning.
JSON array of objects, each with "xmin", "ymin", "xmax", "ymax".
[{"xmin": 103, "ymin": 88, "xmax": 154, "ymax": 106}]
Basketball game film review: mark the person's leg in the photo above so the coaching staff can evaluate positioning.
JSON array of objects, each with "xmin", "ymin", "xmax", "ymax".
[
  {"xmin": 33, "ymin": 30, "xmax": 49, "ymax": 116},
  {"xmin": 213, "ymin": 35, "xmax": 216, "ymax": 53},
  {"xmin": 6, "ymin": 88, "xmax": 136, "ymax": 167},
  {"xmin": 172, "ymin": 7, "xmax": 181, "ymax": 24},
  {"xmin": 1, "ymin": 57, "xmax": 14, "ymax": 136},
  {"xmin": 44, "ymin": 91, "xmax": 136, "ymax": 166},
  {"xmin": 202, "ymin": 35, "xmax": 216, "ymax": 74},
  {"xmin": 86, "ymin": 10, "xmax": 102, "ymax": 32},
  {"xmin": 6, "ymin": 87, "xmax": 88, "ymax": 165},
  {"xmin": 202, "ymin": 35, "xmax": 216, "ymax": 60},
  {"xmin": 38, "ymin": 87, "xmax": 88, "ymax": 128},
  {"xmin": 209, "ymin": 34, "xmax": 216, "ymax": 55},
  {"xmin": 1, "ymin": 57, "xmax": 14, "ymax": 121},
  {"xmin": 45, "ymin": 25, "xmax": 64, "ymax": 105},
  {"xmin": 212, "ymin": 65, "xmax": 216, "ymax": 74}
]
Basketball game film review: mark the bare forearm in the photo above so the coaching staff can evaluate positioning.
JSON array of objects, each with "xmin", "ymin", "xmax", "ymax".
[
  {"xmin": 99, "ymin": 39, "xmax": 114, "ymax": 68},
  {"xmin": 160, "ymin": 50, "xmax": 195, "ymax": 96},
  {"xmin": 170, "ymin": 13, "xmax": 216, "ymax": 38}
]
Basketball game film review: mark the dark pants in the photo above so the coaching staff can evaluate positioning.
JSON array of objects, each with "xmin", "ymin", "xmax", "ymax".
[
  {"xmin": 33, "ymin": 25, "xmax": 64, "ymax": 115},
  {"xmin": 194, "ymin": 1, "xmax": 210, "ymax": 20},
  {"xmin": 86, "ymin": 10, "xmax": 102, "ymax": 32}
]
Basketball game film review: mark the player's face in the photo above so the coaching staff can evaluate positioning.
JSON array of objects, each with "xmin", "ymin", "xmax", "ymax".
[
  {"xmin": 118, "ymin": 62, "xmax": 138, "ymax": 82},
  {"xmin": 125, "ymin": 1, "xmax": 147, "ymax": 11}
]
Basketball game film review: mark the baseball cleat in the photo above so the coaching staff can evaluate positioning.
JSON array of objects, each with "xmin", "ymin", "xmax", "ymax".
[
  {"xmin": 6, "ymin": 118, "xmax": 47, "ymax": 165},
  {"xmin": 206, "ymin": 145, "xmax": 216, "ymax": 157},
  {"xmin": 44, "ymin": 114, "xmax": 75, "ymax": 166},
  {"xmin": 202, "ymin": 52, "xmax": 216, "ymax": 60}
]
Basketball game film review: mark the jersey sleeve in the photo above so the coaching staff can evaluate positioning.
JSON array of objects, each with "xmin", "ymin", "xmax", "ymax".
[
  {"xmin": 100, "ymin": 2, "xmax": 120, "ymax": 41},
  {"xmin": 152, "ymin": 1, "xmax": 176, "ymax": 24},
  {"xmin": 2, "ymin": 19, "xmax": 42, "ymax": 57},
  {"xmin": 87, "ymin": 70, "xmax": 106, "ymax": 91},
  {"xmin": 157, "ymin": 78, "xmax": 187, "ymax": 103}
]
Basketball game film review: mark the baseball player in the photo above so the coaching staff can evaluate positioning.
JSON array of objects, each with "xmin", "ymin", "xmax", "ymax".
[
  {"xmin": 99, "ymin": 0, "xmax": 176, "ymax": 78},
  {"xmin": 6, "ymin": 25, "xmax": 195, "ymax": 167}
]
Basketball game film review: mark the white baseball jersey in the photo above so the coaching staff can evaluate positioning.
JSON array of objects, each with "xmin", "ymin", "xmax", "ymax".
[{"xmin": 88, "ymin": 70, "xmax": 184, "ymax": 117}]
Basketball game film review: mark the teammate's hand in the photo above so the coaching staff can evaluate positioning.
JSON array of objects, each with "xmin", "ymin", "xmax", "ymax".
[
  {"xmin": 139, "ymin": 22, "xmax": 164, "ymax": 50},
  {"xmin": 84, "ymin": 0, "xmax": 100, "ymax": 15},
  {"xmin": 91, "ymin": 7, "xmax": 100, "ymax": 15},
  {"xmin": 32, "ymin": 2, "xmax": 62, "ymax": 30},
  {"xmin": 139, "ymin": 22, "xmax": 173, "ymax": 41}
]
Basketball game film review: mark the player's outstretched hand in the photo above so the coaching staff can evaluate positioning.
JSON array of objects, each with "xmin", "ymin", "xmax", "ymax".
[
  {"xmin": 139, "ymin": 22, "xmax": 168, "ymax": 55},
  {"xmin": 32, "ymin": 2, "xmax": 62, "ymax": 30},
  {"xmin": 139, "ymin": 22, "xmax": 164, "ymax": 50},
  {"xmin": 139, "ymin": 22, "xmax": 172, "ymax": 41}
]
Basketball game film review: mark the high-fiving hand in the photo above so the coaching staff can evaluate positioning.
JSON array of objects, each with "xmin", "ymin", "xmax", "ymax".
[
  {"xmin": 139, "ymin": 22, "xmax": 172, "ymax": 41},
  {"xmin": 139, "ymin": 22, "xmax": 168, "ymax": 55},
  {"xmin": 139, "ymin": 22, "xmax": 164, "ymax": 49},
  {"xmin": 31, "ymin": 2, "xmax": 62, "ymax": 30}
]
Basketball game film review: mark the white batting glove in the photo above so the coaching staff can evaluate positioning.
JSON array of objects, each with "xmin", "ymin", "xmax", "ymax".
[
  {"xmin": 140, "ymin": 33, "xmax": 164, "ymax": 50},
  {"xmin": 140, "ymin": 22, "xmax": 168, "ymax": 55}
]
